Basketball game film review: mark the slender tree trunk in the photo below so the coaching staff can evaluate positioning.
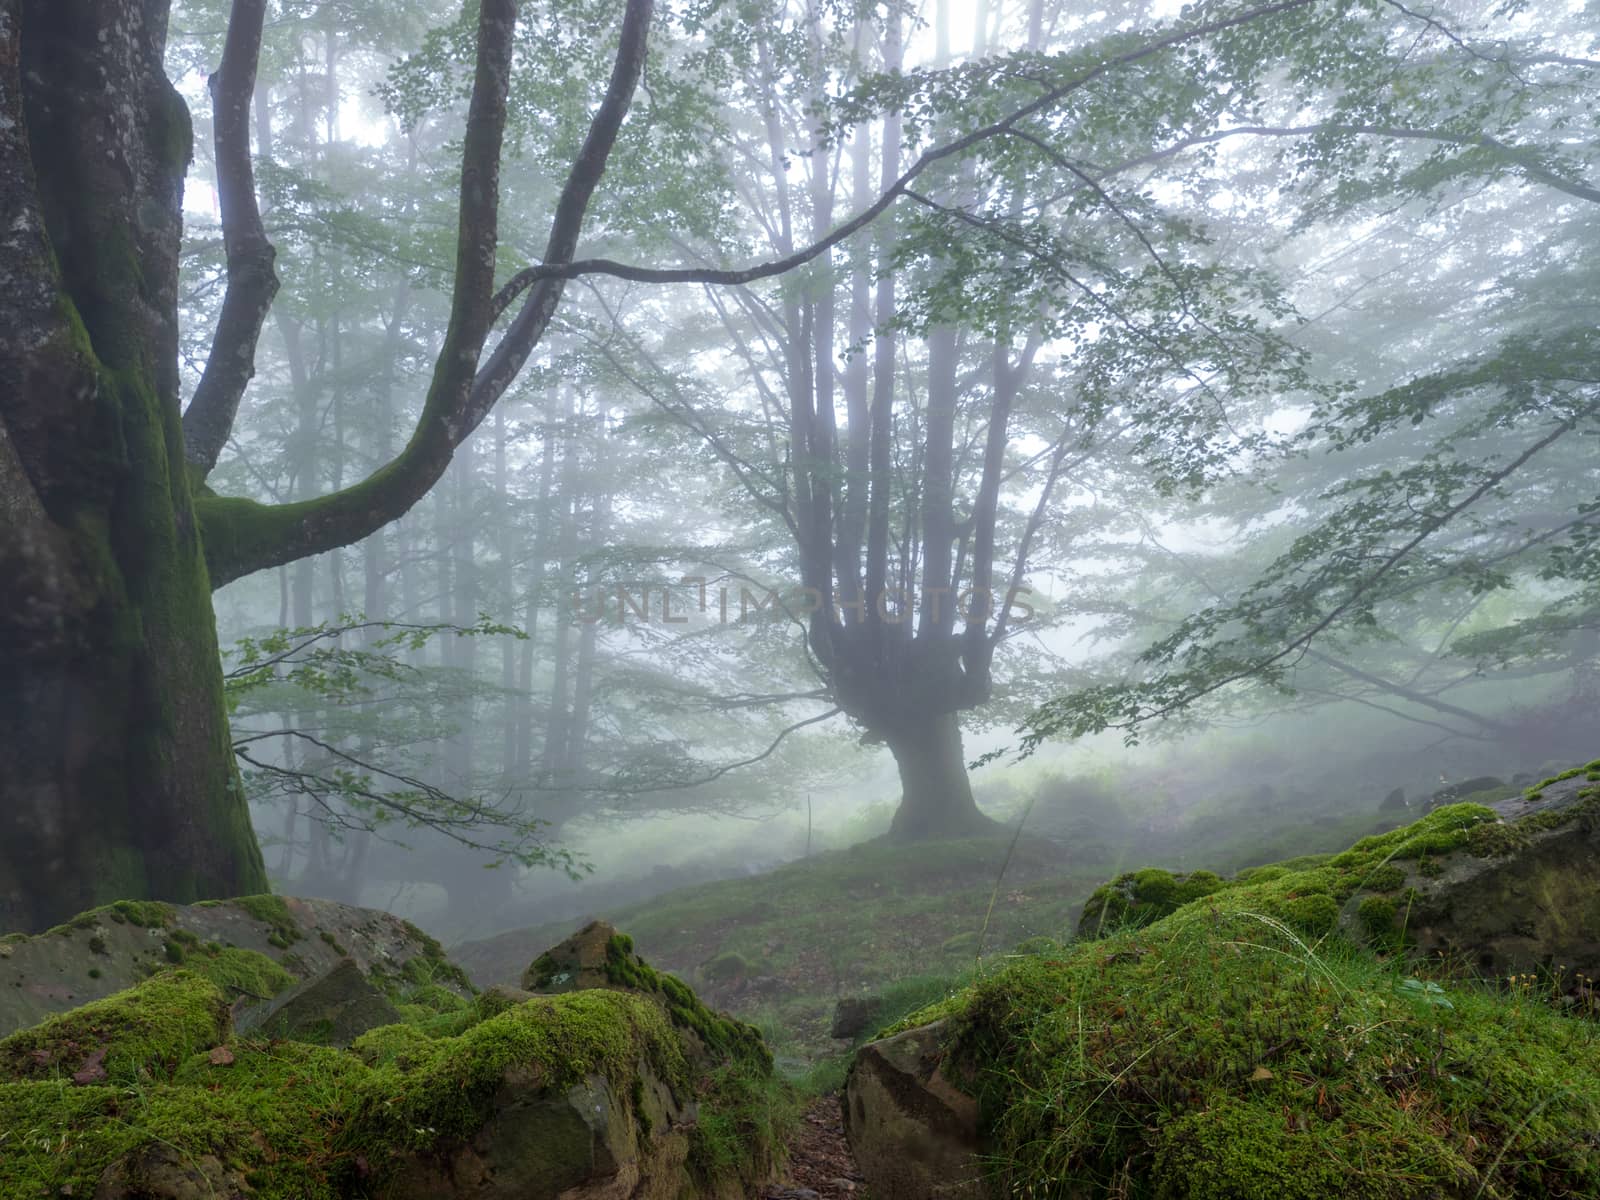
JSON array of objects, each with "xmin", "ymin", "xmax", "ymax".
[{"xmin": 884, "ymin": 712, "xmax": 995, "ymax": 840}]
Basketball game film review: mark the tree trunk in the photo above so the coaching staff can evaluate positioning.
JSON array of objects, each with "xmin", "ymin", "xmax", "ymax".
[
  {"xmin": 0, "ymin": 0, "xmax": 267, "ymax": 933},
  {"xmin": 884, "ymin": 712, "xmax": 997, "ymax": 841}
]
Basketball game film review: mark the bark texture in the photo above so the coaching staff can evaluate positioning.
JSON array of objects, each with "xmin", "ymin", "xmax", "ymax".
[{"xmin": 0, "ymin": 0, "xmax": 267, "ymax": 932}]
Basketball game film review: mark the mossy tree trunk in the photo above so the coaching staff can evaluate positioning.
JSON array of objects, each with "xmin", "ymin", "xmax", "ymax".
[
  {"xmin": 0, "ymin": 0, "xmax": 655, "ymax": 933},
  {"xmin": 0, "ymin": 0, "xmax": 268, "ymax": 932}
]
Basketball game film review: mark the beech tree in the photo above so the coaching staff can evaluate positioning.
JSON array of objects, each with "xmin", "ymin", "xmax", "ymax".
[{"xmin": 0, "ymin": 0, "xmax": 658, "ymax": 932}]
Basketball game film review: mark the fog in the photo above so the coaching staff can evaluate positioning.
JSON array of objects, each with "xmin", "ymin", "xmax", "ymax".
[{"xmin": 165, "ymin": 0, "xmax": 1597, "ymax": 947}]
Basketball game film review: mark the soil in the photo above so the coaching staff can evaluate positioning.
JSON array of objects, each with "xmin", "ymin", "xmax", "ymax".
[{"xmin": 758, "ymin": 1094, "xmax": 864, "ymax": 1200}]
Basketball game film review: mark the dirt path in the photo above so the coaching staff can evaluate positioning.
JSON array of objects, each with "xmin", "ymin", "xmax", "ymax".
[{"xmin": 758, "ymin": 1095, "xmax": 864, "ymax": 1200}]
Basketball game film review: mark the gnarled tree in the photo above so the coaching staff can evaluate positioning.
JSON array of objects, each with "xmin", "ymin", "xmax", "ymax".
[{"xmin": 0, "ymin": 0, "xmax": 651, "ymax": 932}]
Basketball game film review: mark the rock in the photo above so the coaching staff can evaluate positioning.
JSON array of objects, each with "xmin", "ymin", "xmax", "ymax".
[
  {"xmin": 93, "ymin": 1145, "xmax": 250, "ymax": 1200},
  {"xmin": 1076, "ymin": 868, "xmax": 1226, "ymax": 939},
  {"xmin": 1379, "ymin": 786, "xmax": 1408, "ymax": 811},
  {"xmin": 521, "ymin": 922, "xmax": 773, "ymax": 1075},
  {"xmin": 383, "ymin": 1067, "xmax": 696, "ymax": 1200},
  {"xmin": 0, "ymin": 894, "xmax": 472, "ymax": 1039},
  {"xmin": 0, "ymin": 969, "xmax": 231, "ymax": 1086},
  {"xmin": 1385, "ymin": 771, "xmax": 1600, "ymax": 977},
  {"xmin": 1426, "ymin": 775, "xmax": 1506, "ymax": 809},
  {"xmin": 830, "ymin": 995, "xmax": 881, "ymax": 1041},
  {"xmin": 522, "ymin": 919, "xmax": 618, "ymax": 993},
  {"xmin": 5, "ymin": 926, "xmax": 780, "ymax": 1199},
  {"xmin": 234, "ymin": 958, "xmax": 402, "ymax": 1047},
  {"xmin": 843, "ymin": 1020, "xmax": 986, "ymax": 1200},
  {"xmin": 476, "ymin": 982, "xmax": 538, "ymax": 1016}
]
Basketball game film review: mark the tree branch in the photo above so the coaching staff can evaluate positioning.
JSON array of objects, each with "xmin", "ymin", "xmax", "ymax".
[
  {"xmin": 1099, "ymin": 123, "xmax": 1600, "ymax": 206},
  {"xmin": 485, "ymin": 0, "xmax": 1320, "ymax": 293},
  {"xmin": 200, "ymin": 0, "xmax": 527, "ymax": 586},
  {"xmin": 182, "ymin": 0, "xmax": 279, "ymax": 475}
]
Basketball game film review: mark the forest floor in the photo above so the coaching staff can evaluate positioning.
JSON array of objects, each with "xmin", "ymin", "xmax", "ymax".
[
  {"xmin": 452, "ymin": 833, "xmax": 1110, "ymax": 1071},
  {"xmin": 758, "ymin": 1095, "xmax": 863, "ymax": 1200}
]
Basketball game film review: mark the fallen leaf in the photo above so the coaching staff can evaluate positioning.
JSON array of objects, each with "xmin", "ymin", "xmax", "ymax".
[
  {"xmin": 1250, "ymin": 1066, "xmax": 1274, "ymax": 1082},
  {"xmin": 72, "ymin": 1047, "xmax": 108, "ymax": 1085}
]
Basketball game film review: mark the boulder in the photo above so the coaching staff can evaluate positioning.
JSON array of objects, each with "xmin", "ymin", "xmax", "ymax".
[
  {"xmin": 1, "ymin": 924, "xmax": 779, "ymax": 1199},
  {"xmin": 1425, "ymin": 775, "xmax": 1507, "ymax": 809},
  {"xmin": 0, "ymin": 894, "xmax": 472, "ymax": 1038},
  {"xmin": 1380, "ymin": 770, "xmax": 1600, "ymax": 977},
  {"xmin": 1379, "ymin": 786, "xmax": 1408, "ymax": 812},
  {"xmin": 843, "ymin": 1020, "xmax": 986, "ymax": 1200},
  {"xmin": 235, "ymin": 958, "xmax": 402, "ymax": 1047},
  {"xmin": 382, "ymin": 1065, "xmax": 697, "ymax": 1200},
  {"xmin": 522, "ymin": 919, "xmax": 619, "ymax": 993},
  {"xmin": 93, "ymin": 1145, "xmax": 250, "ymax": 1200},
  {"xmin": 831, "ymin": 995, "xmax": 881, "ymax": 1041},
  {"xmin": 844, "ymin": 778, "xmax": 1600, "ymax": 1200},
  {"xmin": 1075, "ymin": 868, "xmax": 1226, "ymax": 939}
]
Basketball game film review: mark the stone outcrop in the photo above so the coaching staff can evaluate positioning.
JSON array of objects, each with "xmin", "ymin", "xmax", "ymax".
[
  {"xmin": 0, "ymin": 912, "xmax": 777, "ymax": 1200},
  {"xmin": 845, "ymin": 763, "xmax": 1600, "ymax": 1200},
  {"xmin": 0, "ymin": 894, "xmax": 471, "ymax": 1038},
  {"xmin": 843, "ymin": 1021, "xmax": 985, "ymax": 1200},
  {"xmin": 93, "ymin": 1145, "xmax": 250, "ymax": 1200},
  {"xmin": 382, "ymin": 1066, "xmax": 699, "ymax": 1200},
  {"xmin": 235, "ymin": 958, "xmax": 403, "ymax": 1047},
  {"xmin": 1377, "ymin": 769, "xmax": 1600, "ymax": 977}
]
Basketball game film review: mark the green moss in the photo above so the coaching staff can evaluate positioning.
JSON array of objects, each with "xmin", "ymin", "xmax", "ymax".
[
  {"xmin": 1362, "ymin": 864, "xmax": 1406, "ymax": 891},
  {"xmin": 0, "ymin": 966, "xmax": 777, "ymax": 1199},
  {"xmin": 403, "ymin": 984, "xmax": 469, "ymax": 1015},
  {"xmin": 1078, "ymin": 867, "xmax": 1228, "ymax": 938},
  {"xmin": 350, "ymin": 1022, "xmax": 434, "ymax": 1068},
  {"xmin": 688, "ymin": 1058, "xmax": 795, "ymax": 1184},
  {"xmin": 934, "ymin": 907, "xmax": 1600, "ymax": 1199},
  {"xmin": 346, "ymin": 990, "xmax": 683, "ymax": 1149},
  {"xmin": 233, "ymin": 895, "xmax": 302, "ymax": 948},
  {"xmin": 1356, "ymin": 894, "xmax": 1399, "ymax": 943},
  {"xmin": 0, "ymin": 971, "xmax": 229, "ymax": 1085},
  {"xmin": 601, "ymin": 934, "xmax": 772, "ymax": 1072},
  {"xmin": 1279, "ymin": 893, "xmax": 1341, "ymax": 937},
  {"xmin": 317, "ymin": 930, "xmax": 348, "ymax": 955},
  {"xmin": 1152, "ymin": 1097, "xmax": 1441, "ymax": 1199},
  {"xmin": 109, "ymin": 899, "xmax": 175, "ymax": 929},
  {"xmin": 185, "ymin": 946, "xmax": 294, "ymax": 1000}
]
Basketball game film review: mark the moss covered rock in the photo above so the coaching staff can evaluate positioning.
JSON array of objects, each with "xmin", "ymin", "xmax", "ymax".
[
  {"xmin": 524, "ymin": 921, "xmax": 772, "ymax": 1074},
  {"xmin": 1075, "ymin": 763, "xmax": 1600, "ymax": 979},
  {"xmin": 0, "ymin": 969, "xmax": 229, "ymax": 1085},
  {"xmin": 0, "ymin": 894, "xmax": 471, "ymax": 1039},
  {"xmin": 235, "ymin": 958, "xmax": 402, "ymax": 1048},
  {"xmin": 0, "ymin": 923, "xmax": 785, "ymax": 1199},
  {"xmin": 847, "ymin": 769, "xmax": 1600, "ymax": 1199},
  {"xmin": 1076, "ymin": 868, "xmax": 1226, "ymax": 938}
]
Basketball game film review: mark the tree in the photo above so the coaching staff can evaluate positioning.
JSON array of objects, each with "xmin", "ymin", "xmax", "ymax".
[
  {"xmin": 1007, "ymin": 2, "xmax": 1600, "ymax": 754},
  {"xmin": 0, "ymin": 0, "xmax": 655, "ymax": 932}
]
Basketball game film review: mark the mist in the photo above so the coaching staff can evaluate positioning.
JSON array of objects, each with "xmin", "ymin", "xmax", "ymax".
[{"xmin": 4, "ymin": 0, "xmax": 1598, "ymax": 1194}]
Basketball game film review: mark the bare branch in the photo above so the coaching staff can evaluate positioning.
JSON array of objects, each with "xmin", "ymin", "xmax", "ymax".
[{"xmin": 183, "ymin": 0, "xmax": 279, "ymax": 475}]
